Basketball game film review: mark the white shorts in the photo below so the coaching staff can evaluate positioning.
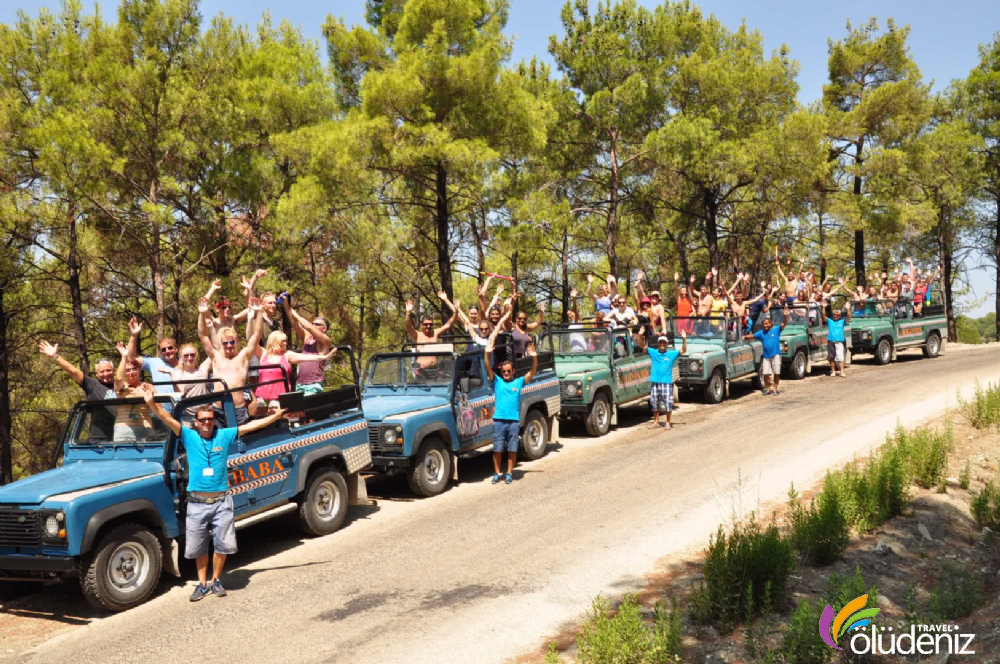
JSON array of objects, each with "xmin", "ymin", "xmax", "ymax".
[{"xmin": 761, "ymin": 355, "xmax": 781, "ymax": 376}]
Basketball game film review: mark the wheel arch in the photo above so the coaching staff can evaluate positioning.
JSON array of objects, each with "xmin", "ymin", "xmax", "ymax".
[
  {"xmin": 295, "ymin": 445, "xmax": 347, "ymax": 494},
  {"xmin": 81, "ymin": 499, "xmax": 167, "ymax": 555}
]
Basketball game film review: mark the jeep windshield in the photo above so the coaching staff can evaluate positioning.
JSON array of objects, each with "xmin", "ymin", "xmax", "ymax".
[
  {"xmin": 851, "ymin": 299, "xmax": 893, "ymax": 318},
  {"xmin": 671, "ymin": 316, "xmax": 730, "ymax": 341},
  {"xmin": 543, "ymin": 328, "xmax": 611, "ymax": 354},
  {"xmin": 365, "ymin": 353, "xmax": 456, "ymax": 389},
  {"xmin": 67, "ymin": 397, "xmax": 172, "ymax": 446},
  {"xmin": 769, "ymin": 305, "xmax": 818, "ymax": 327}
]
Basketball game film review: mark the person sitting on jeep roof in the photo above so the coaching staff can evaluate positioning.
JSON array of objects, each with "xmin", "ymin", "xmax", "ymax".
[
  {"xmin": 141, "ymin": 384, "xmax": 286, "ymax": 602},
  {"xmin": 39, "ymin": 340, "xmax": 117, "ymax": 439},
  {"xmin": 648, "ymin": 329, "xmax": 687, "ymax": 430},
  {"xmin": 484, "ymin": 312, "xmax": 538, "ymax": 486},
  {"xmin": 751, "ymin": 306, "xmax": 789, "ymax": 396}
]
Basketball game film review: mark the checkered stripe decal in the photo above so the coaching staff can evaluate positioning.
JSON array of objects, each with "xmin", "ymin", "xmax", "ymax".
[
  {"xmin": 522, "ymin": 378, "xmax": 558, "ymax": 394},
  {"xmin": 228, "ymin": 420, "xmax": 369, "ymax": 469},
  {"xmin": 342, "ymin": 442, "xmax": 372, "ymax": 474},
  {"xmin": 470, "ymin": 396, "xmax": 495, "ymax": 428},
  {"xmin": 229, "ymin": 471, "xmax": 289, "ymax": 495}
]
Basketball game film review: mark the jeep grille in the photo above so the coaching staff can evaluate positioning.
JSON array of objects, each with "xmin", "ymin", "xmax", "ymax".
[
  {"xmin": 677, "ymin": 358, "xmax": 692, "ymax": 374},
  {"xmin": 0, "ymin": 506, "xmax": 41, "ymax": 547},
  {"xmin": 558, "ymin": 381, "xmax": 580, "ymax": 401},
  {"xmin": 368, "ymin": 424, "xmax": 401, "ymax": 454}
]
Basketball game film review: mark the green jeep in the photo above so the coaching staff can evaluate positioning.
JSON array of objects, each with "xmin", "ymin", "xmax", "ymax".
[
  {"xmin": 673, "ymin": 315, "xmax": 764, "ymax": 403},
  {"xmin": 765, "ymin": 302, "xmax": 853, "ymax": 379},
  {"xmin": 849, "ymin": 300, "xmax": 947, "ymax": 365},
  {"xmin": 542, "ymin": 326, "xmax": 653, "ymax": 436}
]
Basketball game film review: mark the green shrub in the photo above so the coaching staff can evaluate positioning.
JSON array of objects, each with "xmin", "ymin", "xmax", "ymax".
[
  {"xmin": 691, "ymin": 515, "xmax": 794, "ymax": 630},
  {"xmin": 825, "ymin": 566, "xmax": 878, "ymax": 611},
  {"xmin": 576, "ymin": 594, "xmax": 683, "ymax": 664},
  {"xmin": 959, "ymin": 460, "xmax": 971, "ymax": 490},
  {"xmin": 895, "ymin": 422, "xmax": 954, "ymax": 489},
  {"xmin": 930, "ymin": 563, "xmax": 983, "ymax": 621},
  {"xmin": 959, "ymin": 381, "xmax": 1000, "ymax": 429},
  {"xmin": 544, "ymin": 643, "xmax": 562, "ymax": 664},
  {"xmin": 970, "ymin": 481, "xmax": 1000, "ymax": 529},
  {"xmin": 956, "ymin": 316, "xmax": 982, "ymax": 344},
  {"xmin": 779, "ymin": 599, "xmax": 832, "ymax": 664},
  {"xmin": 826, "ymin": 437, "xmax": 910, "ymax": 533},
  {"xmin": 787, "ymin": 480, "xmax": 850, "ymax": 565}
]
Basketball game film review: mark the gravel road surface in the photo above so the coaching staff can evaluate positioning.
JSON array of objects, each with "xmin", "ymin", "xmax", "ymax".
[{"xmin": 4, "ymin": 344, "xmax": 1000, "ymax": 664}]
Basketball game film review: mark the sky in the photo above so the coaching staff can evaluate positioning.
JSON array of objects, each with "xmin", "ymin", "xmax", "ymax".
[{"xmin": 2, "ymin": 0, "xmax": 998, "ymax": 316}]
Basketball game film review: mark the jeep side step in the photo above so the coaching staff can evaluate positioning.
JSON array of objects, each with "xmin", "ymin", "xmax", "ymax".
[{"xmin": 235, "ymin": 501, "xmax": 297, "ymax": 531}]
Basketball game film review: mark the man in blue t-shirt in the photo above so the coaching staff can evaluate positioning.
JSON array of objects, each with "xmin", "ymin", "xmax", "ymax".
[
  {"xmin": 648, "ymin": 329, "xmax": 687, "ymax": 429},
  {"xmin": 751, "ymin": 307, "xmax": 788, "ymax": 396},
  {"xmin": 142, "ymin": 384, "xmax": 285, "ymax": 602},
  {"xmin": 484, "ymin": 320, "xmax": 538, "ymax": 485},
  {"xmin": 821, "ymin": 305, "xmax": 852, "ymax": 378}
]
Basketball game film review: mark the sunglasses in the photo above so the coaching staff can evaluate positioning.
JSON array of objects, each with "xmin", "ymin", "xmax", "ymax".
[
  {"xmin": 422, "ymin": 323, "xmax": 433, "ymax": 327},
  {"xmin": 195, "ymin": 417, "xmax": 215, "ymax": 424},
  {"xmin": 182, "ymin": 353, "xmax": 197, "ymax": 359},
  {"xmin": 124, "ymin": 367, "xmax": 140, "ymax": 373},
  {"xmin": 159, "ymin": 345, "xmax": 175, "ymax": 352},
  {"xmin": 221, "ymin": 340, "xmax": 237, "ymax": 347}
]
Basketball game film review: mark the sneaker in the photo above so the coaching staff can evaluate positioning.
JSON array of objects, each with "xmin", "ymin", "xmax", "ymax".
[
  {"xmin": 492, "ymin": 473, "xmax": 501, "ymax": 485},
  {"xmin": 190, "ymin": 583, "xmax": 210, "ymax": 602},
  {"xmin": 762, "ymin": 389, "xmax": 770, "ymax": 396},
  {"xmin": 773, "ymin": 389, "xmax": 781, "ymax": 396},
  {"xmin": 839, "ymin": 372, "xmax": 847, "ymax": 378},
  {"xmin": 504, "ymin": 473, "xmax": 513, "ymax": 485},
  {"xmin": 210, "ymin": 579, "xmax": 227, "ymax": 597}
]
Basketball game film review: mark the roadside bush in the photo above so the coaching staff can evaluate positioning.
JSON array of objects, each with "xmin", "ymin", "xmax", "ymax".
[
  {"xmin": 959, "ymin": 460, "xmax": 971, "ymax": 490},
  {"xmin": 826, "ymin": 438, "xmax": 910, "ymax": 533},
  {"xmin": 576, "ymin": 594, "xmax": 683, "ymax": 664},
  {"xmin": 895, "ymin": 421, "xmax": 954, "ymax": 489},
  {"xmin": 787, "ymin": 481, "xmax": 850, "ymax": 565},
  {"xmin": 825, "ymin": 566, "xmax": 878, "ymax": 611},
  {"xmin": 691, "ymin": 515, "xmax": 794, "ymax": 630},
  {"xmin": 930, "ymin": 563, "xmax": 983, "ymax": 621},
  {"xmin": 959, "ymin": 381, "xmax": 1000, "ymax": 429},
  {"xmin": 970, "ymin": 481, "xmax": 1000, "ymax": 529},
  {"xmin": 778, "ymin": 599, "xmax": 832, "ymax": 664}
]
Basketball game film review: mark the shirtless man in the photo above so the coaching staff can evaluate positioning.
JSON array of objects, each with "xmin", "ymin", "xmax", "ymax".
[
  {"xmin": 198, "ymin": 296, "xmax": 263, "ymax": 424},
  {"xmin": 405, "ymin": 297, "xmax": 458, "ymax": 370},
  {"xmin": 774, "ymin": 253, "xmax": 804, "ymax": 305}
]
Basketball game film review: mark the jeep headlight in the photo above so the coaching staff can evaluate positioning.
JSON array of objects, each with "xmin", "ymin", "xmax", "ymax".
[
  {"xmin": 689, "ymin": 359, "xmax": 702, "ymax": 372},
  {"xmin": 862, "ymin": 331, "xmax": 872, "ymax": 341},
  {"xmin": 40, "ymin": 510, "xmax": 66, "ymax": 543},
  {"xmin": 781, "ymin": 340, "xmax": 788, "ymax": 353},
  {"xmin": 567, "ymin": 381, "xmax": 582, "ymax": 397},
  {"xmin": 383, "ymin": 428, "xmax": 399, "ymax": 445}
]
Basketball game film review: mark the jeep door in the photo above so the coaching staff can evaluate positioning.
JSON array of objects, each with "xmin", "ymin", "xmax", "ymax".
[
  {"xmin": 456, "ymin": 353, "xmax": 494, "ymax": 452},
  {"xmin": 893, "ymin": 301, "xmax": 923, "ymax": 348},
  {"xmin": 611, "ymin": 329, "xmax": 638, "ymax": 402}
]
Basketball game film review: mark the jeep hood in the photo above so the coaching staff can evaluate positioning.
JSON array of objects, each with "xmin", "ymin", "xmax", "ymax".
[
  {"xmin": 362, "ymin": 395, "xmax": 451, "ymax": 422},
  {"xmin": 556, "ymin": 361, "xmax": 609, "ymax": 379},
  {"xmin": 0, "ymin": 460, "xmax": 165, "ymax": 505}
]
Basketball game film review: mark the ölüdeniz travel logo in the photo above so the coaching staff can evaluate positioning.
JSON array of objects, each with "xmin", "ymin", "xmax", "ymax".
[{"xmin": 818, "ymin": 594, "xmax": 977, "ymax": 656}]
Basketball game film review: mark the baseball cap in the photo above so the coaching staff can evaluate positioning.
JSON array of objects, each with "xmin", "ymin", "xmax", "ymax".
[{"xmin": 657, "ymin": 335, "xmax": 669, "ymax": 343}]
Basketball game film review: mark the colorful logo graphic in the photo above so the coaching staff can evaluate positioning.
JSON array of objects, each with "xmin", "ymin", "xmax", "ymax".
[{"xmin": 818, "ymin": 594, "xmax": 880, "ymax": 650}]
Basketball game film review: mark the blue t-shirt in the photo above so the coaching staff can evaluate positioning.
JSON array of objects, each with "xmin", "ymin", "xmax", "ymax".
[
  {"xmin": 826, "ymin": 318, "xmax": 847, "ymax": 343},
  {"xmin": 180, "ymin": 426, "xmax": 237, "ymax": 493},
  {"xmin": 142, "ymin": 356, "xmax": 178, "ymax": 395},
  {"xmin": 648, "ymin": 348, "xmax": 680, "ymax": 384},
  {"xmin": 753, "ymin": 327, "xmax": 782, "ymax": 358},
  {"xmin": 594, "ymin": 296, "xmax": 612, "ymax": 315},
  {"xmin": 492, "ymin": 375, "xmax": 525, "ymax": 421}
]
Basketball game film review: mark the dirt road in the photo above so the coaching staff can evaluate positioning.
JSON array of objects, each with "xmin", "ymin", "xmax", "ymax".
[{"xmin": 4, "ymin": 345, "xmax": 1000, "ymax": 664}]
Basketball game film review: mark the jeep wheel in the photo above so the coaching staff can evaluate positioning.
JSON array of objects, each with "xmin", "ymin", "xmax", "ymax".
[
  {"xmin": 518, "ymin": 409, "xmax": 549, "ymax": 461},
  {"xmin": 79, "ymin": 523, "xmax": 162, "ymax": 612},
  {"xmin": 704, "ymin": 369, "xmax": 725, "ymax": 404},
  {"xmin": 791, "ymin": 351, "xmax": 807, "ymax": 380},
  {"xmin": 298, "ymin": 468, "xmax": 348, "ymax": 536},
  {"xmin": 923, "ymin": 333, "xmax": 941, "ymax": 358},
  {"xmin": 875, "ymin": 339, "xmax": 892, "ymax": 365},
  {"xmin": 584, "ymin": 393, "xmax": 611, "ymax": 436},
  {"xmin": 407, "ymin": 437, "xmax": 451, "ymax": 497}
]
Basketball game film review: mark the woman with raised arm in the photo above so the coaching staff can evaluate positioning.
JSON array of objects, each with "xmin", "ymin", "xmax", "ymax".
[
  {"xmin": 254, "ymin": 331, "xmax": 336, "ymax": 412},
  {"xmin": 112, "ymin": 341, "xmax": 155, "ymax": 442},
  {"xmin": 585, "ymin": 274, "xmax": 614, "ymax": 316}
]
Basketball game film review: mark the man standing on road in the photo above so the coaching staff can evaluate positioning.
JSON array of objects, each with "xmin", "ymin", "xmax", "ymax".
[
  {"xmin": 484, "ymin": 313, "xmax": 538, "ymax": 485},
  {"xmin": 821, "ymin": 304, "xmax": 852, "ymax": 377},
  {"xmin": 142, "ymin": 384, "xmax": 285, "ymax": 601},
  {"xmin": 751, "ymin": 307, "xmax": 788, "ymax": 396},
  {"xmin": 648, "ymin": 330, "xmax": 687, "ymax": 429}
]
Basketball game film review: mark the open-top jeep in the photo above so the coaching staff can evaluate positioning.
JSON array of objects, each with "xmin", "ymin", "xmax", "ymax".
[
  {"xmin": 763, "ymin": 301, "xmax": 854, "ymax": 379},
  {"xmin": 849, "ymin": 300, "xmax": 947, "ymax": 364},
  {"xmin": 361, "ymin": 337, "xmax": 560, "ymax": 497},
  {"xmin": 673, "ymin": 315, "xmax": 764, "ymax": 403},
  {"xmin": 0, "ymin": 348, "xmax": 371, "ymax": 612},
  {"xmin": 541, "ymin": 325, "xmax": 653, "ymax": 436}
]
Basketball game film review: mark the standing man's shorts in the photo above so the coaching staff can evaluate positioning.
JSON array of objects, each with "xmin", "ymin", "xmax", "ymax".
[
  {"xmin": 827, "ymin": 341, "xmax": 845, "ymax": 363},
  {"xmin": 493, "ymin": 420, "xmax": 520, "ymax": 453},
  {"xmin": 185, "ymin": 495, "xmax": 237, "ymax": 559},
  {"xmin": 761, "ymin": 355, "xmax": 782, "ymax": 376},
  {"xmin": 649, "ymin": 382, "xmax": 674, "ymax": 412}
]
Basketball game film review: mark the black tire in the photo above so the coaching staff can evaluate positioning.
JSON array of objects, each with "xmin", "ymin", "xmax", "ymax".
[
  {"xmin": 518, "ymin": 409, "xmax": 550, "ymax": 461},
  {"xmin": 875, "ymin": 338, "xmax": 892, "ymax": 365},
  {"xmin": 406, "ymin": 437, "xmax": 451, "ymax": 497},
  {"xmin": 704, "ymin": 369, "xmax": 725, "ymax": 404},
  {"xmin": 584, "ymin": 392, "xmax": 612, "ymax": 436},
  {"xmin": 923, "ymin": 332, "xmax": 941, "ymax": 358},
  {"xmin": 298, "ymin": 467, "xmax": 349, "ymax": 536},
  {"xmin": 790, "ymin": 351, "xmax": 807, "ymax": 380},
  {"xmin": 79, "ymin": 523, "xmax": 162, "ymax": 612}
]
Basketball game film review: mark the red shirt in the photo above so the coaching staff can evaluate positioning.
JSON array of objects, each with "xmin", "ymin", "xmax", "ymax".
[{"xmin": 677, "ymin": 296, "xmax": 694, "ymax": 317}]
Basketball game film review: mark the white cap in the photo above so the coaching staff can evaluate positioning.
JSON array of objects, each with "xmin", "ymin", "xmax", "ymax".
[{"xmin": 657, "ymin": 335, "xmax": 669, "ymax": 343}]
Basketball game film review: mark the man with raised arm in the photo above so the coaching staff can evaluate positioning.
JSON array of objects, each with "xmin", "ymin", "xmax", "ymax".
[
  {"xmin": 820, "ymin": 301, "xmax": 853, "ymax": 378},
  {"xmin": 141, "ymin": 383, "xmax": 285, "ymax": 602},
  {"xmin": 39, "ymin": 340, "xmax": 117, "ymax": 438},
  {"xmin": 751, "ymin": 305, "xmax": 789, "ymax": 396},
  {"xmin": 198, "ymin": 296, "xmax": 263, "ymax": 425},
  {"xmin": 648, "ymin": 329, "xmax": 687, "ymax": 430},
  {"xmin": 484, "ymin": 311, "xmax": 536, "ymax": 485},
  {"xmin": 775, "ymin": 252, "xmax": 804, "ymax": 305},
  {"xmin": 404, "ymin": 297, "xmax": 458, "ymax": 345}
]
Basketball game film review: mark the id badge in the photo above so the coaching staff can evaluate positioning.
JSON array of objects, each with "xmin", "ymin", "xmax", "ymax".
[{"xmin": 202, "ymin": 468, "xmax": 215, "ymax": 477}]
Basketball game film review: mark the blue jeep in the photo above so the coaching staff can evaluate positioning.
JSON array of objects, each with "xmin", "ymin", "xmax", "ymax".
[
  {"xmin": 0, "ymin": 347, "xmax": 371, "ymax": 612},
  {"xmin": 362, "ymin": 337, "xmax": 561, "ymax": 496}
]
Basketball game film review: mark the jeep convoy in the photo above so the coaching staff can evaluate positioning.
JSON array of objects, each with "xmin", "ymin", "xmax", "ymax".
[
  {"xmin": 672, "ymin": 315, "xmax": 764, "ymax": 403},
  {"xmin": 849, "ymin": 301, "xmax": 947, "ymax": 364},
  {"xmin": 0, "ymin": 348, "xmax": 371, "ymax": 612}
]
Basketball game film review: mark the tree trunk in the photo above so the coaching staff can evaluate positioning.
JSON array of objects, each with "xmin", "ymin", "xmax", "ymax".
[
  {"xmin": 434, "ymin": 162, "xmax": 453, "ymax": 308},
  {"xmin": 704, "ymin": 190, "xmax": 720, "ymax": 271},
  {"xmin": 817, "ymin": 212, "xmax": 827, "ymax": 282},
  {"xmin": 606, "ymin": 128, "xmax": 620, "ymax": 277},
  {"xmin": 0, "ymin": 287, "xmax": 12, "ymax": 484},
  {"xmin": 939, "ymin": 207, "xmax": 956, "ymax": 342},
  {"xmin": 67, "ymin": 210, "xmax": 90, "ymax": 375},
  {"xmin": 358, "ymin": 292, "xmax": 366, "ymax": 361},
  {"xmin": 995, "ymin": 192, "xmax": 1000, "ymax": 341},
  {"xmin": 149, "ymin": 180, "xmax": 166, "ymax": 339},
  {"xmin": 561, "ymin": 228, "xmax": 570, "ymax": 324}
]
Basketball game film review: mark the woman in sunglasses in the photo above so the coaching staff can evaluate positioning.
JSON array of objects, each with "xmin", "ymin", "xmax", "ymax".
[
  {"xmin": 255, "ymin": 331, "xmax": 336, "ymax": 411},
  {"xmin": 156, "ymin": 344, "xmax": 212, "ymax": 397},
  {"xmin": 112, "ymin": 341, "xmax": 155, "ymax": 442},
  {"xmin": 510, "ymin": 295, "xmax": 545, "ymax": 359}
]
